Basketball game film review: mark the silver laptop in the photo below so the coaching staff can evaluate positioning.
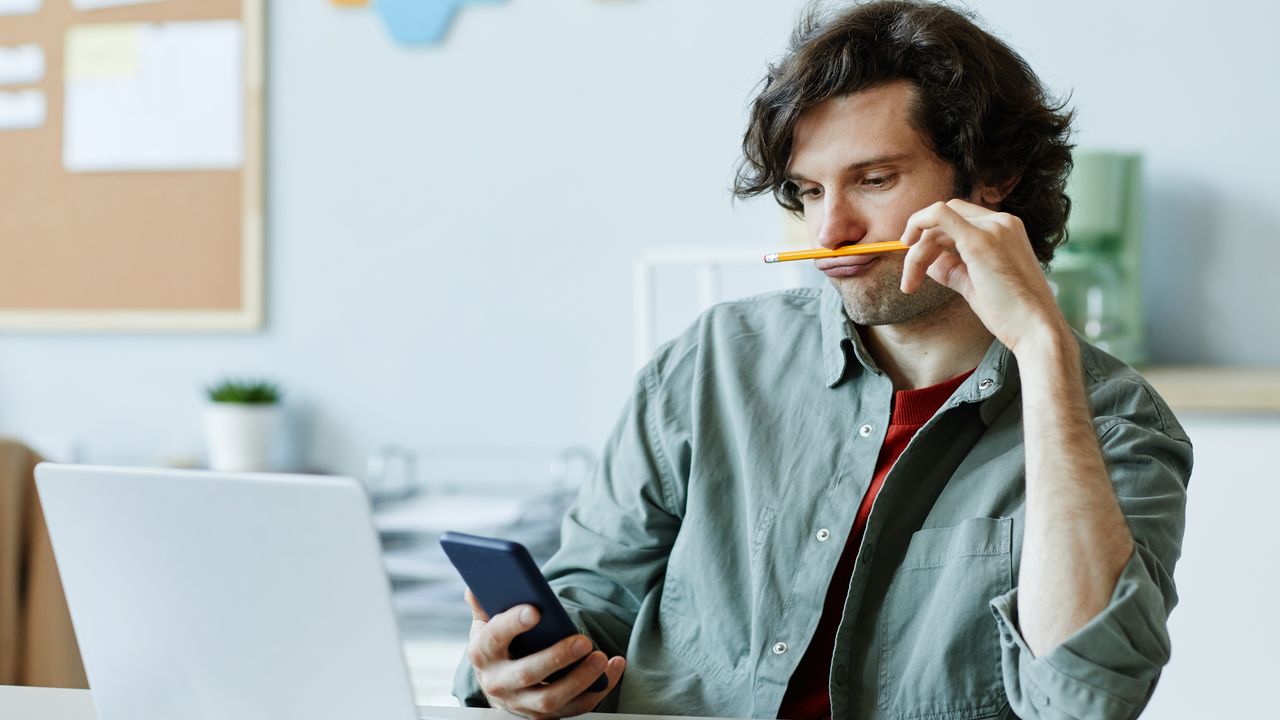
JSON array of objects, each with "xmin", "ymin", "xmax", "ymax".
[{"xmin": 36, "ymin": 463, "xmax": 432, "ymax": 720}]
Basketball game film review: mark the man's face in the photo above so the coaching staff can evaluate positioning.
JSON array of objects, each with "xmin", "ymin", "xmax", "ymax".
[{"xmin": 787, "ymin": 80, "xmax": 963, "ymax": 326}]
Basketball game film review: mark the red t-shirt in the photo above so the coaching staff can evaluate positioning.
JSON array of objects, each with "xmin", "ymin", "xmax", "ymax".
[{"xmin": 778, "ymin": 368, "xmax": 975, "ymax": 720}]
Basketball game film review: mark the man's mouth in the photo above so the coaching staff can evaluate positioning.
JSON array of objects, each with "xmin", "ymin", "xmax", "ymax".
[{"xmin": 816, "ymin": 252, "xmax": 880, "ymax": 277}]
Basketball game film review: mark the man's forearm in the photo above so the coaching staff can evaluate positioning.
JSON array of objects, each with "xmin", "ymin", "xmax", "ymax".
[{"xmin": 1014, "ymin": 324, "xmax": 1135, "ymax": 657}]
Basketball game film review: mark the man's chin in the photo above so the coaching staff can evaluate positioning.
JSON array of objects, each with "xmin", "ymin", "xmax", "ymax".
[{"xmin": 831, "ymin": 275, "xmax": 960, "ymax": 327}]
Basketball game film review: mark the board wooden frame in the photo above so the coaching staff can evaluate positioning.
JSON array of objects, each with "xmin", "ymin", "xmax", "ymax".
[{"xmin": 0, "ymin": 0, "xmax": 264, "ymax": 331}]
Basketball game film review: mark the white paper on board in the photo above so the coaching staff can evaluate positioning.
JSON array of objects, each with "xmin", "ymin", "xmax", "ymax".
[
  {"xmin": 0, "ymin": 44, "xmax": 45, "ymax": 86},
  {"xmin": 63, "ymin": 20, "xmax": 243, "ymax": 172},
  {"xmin": 70, "ymin": 0, "xmax": 168, "ymax": 11},
  {"xmin": 0, "ymin": 0, "xmax": 41, "ymax": 16},
  {"xmin": 0, "ymin": 88, "xmax": 46, "ymax": 130}
]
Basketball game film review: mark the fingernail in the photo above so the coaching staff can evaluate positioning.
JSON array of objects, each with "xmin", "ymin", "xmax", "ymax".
[
  {"xmin": 573, "ymin": 637, "xmax": 592, "ymax": 655},
  {"xmin": 589, "ymin": 653, "xmax": 607, "ymax": 670},
  {"xmin": 521, "ymin": 607, "xmax": 536, "ymax": 625}
]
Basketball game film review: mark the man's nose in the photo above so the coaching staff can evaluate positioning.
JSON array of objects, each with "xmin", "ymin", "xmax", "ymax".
[{"xmin": 815, "ymin": 194, "xmax": 868, "ymax": 250}]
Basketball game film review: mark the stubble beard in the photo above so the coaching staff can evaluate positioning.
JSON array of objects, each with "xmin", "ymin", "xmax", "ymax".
[{"xmin": 832, "ymin": 255, "xmax": 962, "ymax": 326}]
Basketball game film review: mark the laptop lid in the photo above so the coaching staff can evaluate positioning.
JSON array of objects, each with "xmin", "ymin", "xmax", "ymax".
[{"xmin": 35, "ymin": 463, "xmax": 419, "ymax": 720}]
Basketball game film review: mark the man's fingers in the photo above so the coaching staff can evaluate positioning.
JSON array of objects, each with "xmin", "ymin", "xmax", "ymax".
[
  {"xmin": 464, "ymin": 588, "xmax": 490, "ymax": 622},
  {"xmin": 899, "ymin": 200, "xmax": 1011, "ymax": 293},
  {"xmin": 498, "ymin": 634, "xmax": 595, "ymax": 692},
  {"xmin": 944, "ymin": 197, "xmax": 997, "ymax": 219},
  {"xmin": 925, "ymin": 250, "xmax": 967, "ymax": 291},
  {"xmin": 900, "ymin": 227, "xmax": 953, "ymax": 294},
  {"xmin": 509, "ymin": 649, "xmax": 608, "ymax": 713},
  {"xmin": 471, "ymin": 604, "xmax": 540, "ymax": 665},
  {"xmin": 554, "ymin": 656, "xmax": 628, "ymax": 718},
  {"xmin": 901, "ymin": 200, "xmax": 987, "ymax": 250}
]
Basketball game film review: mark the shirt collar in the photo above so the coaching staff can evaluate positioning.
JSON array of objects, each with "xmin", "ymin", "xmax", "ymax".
[
  {"xmin": 953, "ymin": 337, "xmax": 1021, "ymax": 426},
  {"xmin": 819, "ymin": 283, "xmax": 869, "ymax": 387},
  {"xmin": 819, "ymin": 283, "xmax": 1021, "ymax": 424}
]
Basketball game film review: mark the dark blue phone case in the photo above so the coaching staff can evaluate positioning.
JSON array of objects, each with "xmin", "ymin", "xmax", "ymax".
[{"xmin": 439, "ymin": 531, "xmax": 609, "ymax": 693}]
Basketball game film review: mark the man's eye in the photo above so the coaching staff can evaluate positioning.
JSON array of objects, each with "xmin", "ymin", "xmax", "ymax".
[
  {"xmin": 864, "ymin": 174, "xmax": 896, "ymax": 189},
  {"xmin": 799, "ymin": 187, "xmax": 823, "ymax": 200}
]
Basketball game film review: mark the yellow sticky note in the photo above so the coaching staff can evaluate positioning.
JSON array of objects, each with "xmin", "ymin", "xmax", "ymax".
[{"xmin": 65, "ymin": 23, "xmax": 141, "ymax": 80}]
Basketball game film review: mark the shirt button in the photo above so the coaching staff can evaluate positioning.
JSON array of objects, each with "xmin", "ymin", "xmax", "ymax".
[
  {"xmin": 858, "ymin": 424, "xmax": 873, "ymax": 437},
  {"xmin": 772, "ymin": 642, "xmax": 788, "ymax": 655},
  {"xmin": 816, "ymin": 528, "xmax": 831, "ymax": 542},
  {"xmin": 979, "ymin": 378, "xmax": 994, "ymax": 390}
]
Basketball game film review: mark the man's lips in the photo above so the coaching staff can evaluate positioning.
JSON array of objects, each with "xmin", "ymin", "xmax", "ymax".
[{"xmin": 814, "ymin": 252, "xmax": 880, "ymax": 272}]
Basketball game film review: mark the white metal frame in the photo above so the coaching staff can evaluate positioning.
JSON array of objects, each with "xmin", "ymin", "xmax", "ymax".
[{"xmin": 632, "ymin": 246, "xmax": 809, "ymax": 370}]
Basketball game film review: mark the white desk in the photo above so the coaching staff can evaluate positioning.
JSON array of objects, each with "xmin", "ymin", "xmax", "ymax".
[
  {"xmin": 402, "ymin": 636, "xmax": 470, "ymax": 705},
  {"xmin": 0, "ymin": 686, "xmax": 482, "ymax": 719},
  {"xmin": 0, "ymin": 686, "xmax": 730, "ymax": 720}
]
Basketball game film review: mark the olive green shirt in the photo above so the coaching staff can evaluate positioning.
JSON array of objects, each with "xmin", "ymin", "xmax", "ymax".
[{"xmin": 455, "ymin": 285, "xmax": 1192, "ymax": 719}]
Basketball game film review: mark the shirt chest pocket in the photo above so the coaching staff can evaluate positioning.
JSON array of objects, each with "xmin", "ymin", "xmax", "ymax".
[{"xmin": 877, "ymin": 516, "xmax": 1013, "ymax": 720}]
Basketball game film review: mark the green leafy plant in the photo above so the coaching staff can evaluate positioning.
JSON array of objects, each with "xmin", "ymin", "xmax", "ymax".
[{"xmin": 206, "ymin": 379, "xmax": 281, "ymax": 404}]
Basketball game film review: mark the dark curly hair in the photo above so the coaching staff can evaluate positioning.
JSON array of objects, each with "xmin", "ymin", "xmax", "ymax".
[{"xmin": 734, "ymin": 0, "xmax": 1075, "ymax": 265}]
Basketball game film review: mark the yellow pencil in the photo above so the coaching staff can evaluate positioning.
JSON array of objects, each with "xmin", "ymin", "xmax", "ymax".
[{"xmin": 763, "ymin": 240, "xmax": 909, "ymax": 264}]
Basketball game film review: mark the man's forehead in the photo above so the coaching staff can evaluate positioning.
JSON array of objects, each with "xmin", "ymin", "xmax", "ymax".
[{"xmin": 787, "ymin": 82, "xmax": 925, "ymax": 178}]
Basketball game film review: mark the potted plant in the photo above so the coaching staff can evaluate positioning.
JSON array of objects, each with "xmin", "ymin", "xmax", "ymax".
[{"xmin": 203, "ymin": 379, "xmax": 282, "ymax": 472}]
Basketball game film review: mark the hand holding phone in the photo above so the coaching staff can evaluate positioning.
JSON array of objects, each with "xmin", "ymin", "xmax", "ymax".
[{"xmin": 441, "ymin": 532, "xmax": 626, "ymax": 717}]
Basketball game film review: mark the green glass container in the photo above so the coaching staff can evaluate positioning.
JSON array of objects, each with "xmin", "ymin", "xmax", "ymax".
[{"xmin": 1049, "ymin": 151, "xmax": 1146, "ymax": 364}]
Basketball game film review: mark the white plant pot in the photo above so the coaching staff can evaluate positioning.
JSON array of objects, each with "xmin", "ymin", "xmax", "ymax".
[{"xmin": 203, "ymin": 402, "xmax": 282, "ymax": 472}]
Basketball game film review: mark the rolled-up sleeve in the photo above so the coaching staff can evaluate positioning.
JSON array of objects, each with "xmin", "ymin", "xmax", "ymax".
[
  {"xmin": 990, "ymin": 391, "xmax": 1192, "ymax": 720},
  {"xmin": 991, "ymin": 546, "xmax": 1172, "ymax": 719}
]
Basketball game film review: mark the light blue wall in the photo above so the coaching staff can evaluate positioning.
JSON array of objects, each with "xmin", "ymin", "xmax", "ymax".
[
  {"xmin": 966, "ymin": 0, "xmax": 1280, "ymax": 365},
  {"xmin": 1, "ymin": 0, "xmax": 1275, "ymax": 476}
]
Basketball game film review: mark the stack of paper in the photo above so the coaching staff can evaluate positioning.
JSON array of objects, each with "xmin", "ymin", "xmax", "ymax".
[{"xmin": 374, "ymin": 485, "xmax": 581, "ymax": 636}]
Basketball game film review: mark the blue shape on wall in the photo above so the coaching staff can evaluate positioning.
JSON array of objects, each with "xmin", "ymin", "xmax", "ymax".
[{"xmin": 374, "ymin": 0, "xmax": 505, "ymax": 46}]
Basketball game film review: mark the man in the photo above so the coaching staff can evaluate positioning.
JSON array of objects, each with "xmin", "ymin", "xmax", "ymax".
[{"xmin": 454, "ymin": 2, "xmax": 1191, "ymax": 718}]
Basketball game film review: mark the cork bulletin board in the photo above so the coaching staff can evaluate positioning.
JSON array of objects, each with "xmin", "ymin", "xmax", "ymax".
[{"xmin": 0, "ymin": 0, "xmax": 263, "ymax": 330}]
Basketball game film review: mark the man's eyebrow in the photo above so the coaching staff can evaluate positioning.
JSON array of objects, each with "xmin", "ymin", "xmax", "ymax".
[{"xmin": 785, "ymin": 153, "xmax": 914, "ymax": 183}]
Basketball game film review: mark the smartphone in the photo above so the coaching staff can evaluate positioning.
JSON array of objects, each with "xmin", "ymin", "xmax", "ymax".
[{"xmin": 439, "ymin": 531, "xmax": 609, "ymax": 693}]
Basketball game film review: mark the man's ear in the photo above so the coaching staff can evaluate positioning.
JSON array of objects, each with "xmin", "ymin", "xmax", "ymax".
[{"xmin": 971, "ymin": 176, "xmax": 1021, "ymax": 209}]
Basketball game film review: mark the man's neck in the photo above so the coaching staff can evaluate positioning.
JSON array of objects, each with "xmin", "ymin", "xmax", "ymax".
[{"xmin": 860, "ymin": 298, "xmax": 994, "ymax": 391}]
